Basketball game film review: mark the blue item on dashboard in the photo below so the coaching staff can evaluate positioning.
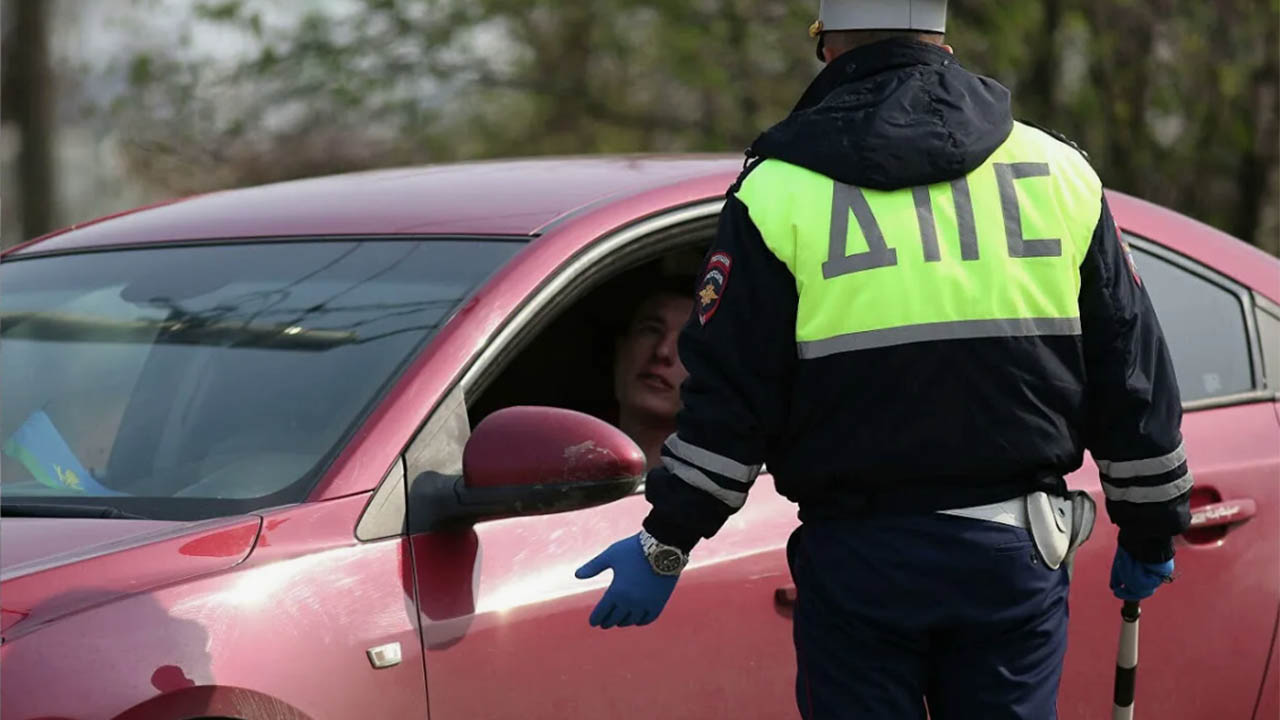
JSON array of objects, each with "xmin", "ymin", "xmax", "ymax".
[
  {"xmin": 575, "ymin": 533, "xmax": 679, "ymax": 629},
  {"xmin": 2, "ymin": 409, "xmax": 120, "ymax": 496}
]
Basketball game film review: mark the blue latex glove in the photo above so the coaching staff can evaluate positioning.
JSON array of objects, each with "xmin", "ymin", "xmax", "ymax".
[
  {"xmin": 1110, "ymin": 546, "xmax": 1174, "ymax": 601},
  {"xmin": 575, "ymin": 534, "xmax": 679, "ymax": 629}
]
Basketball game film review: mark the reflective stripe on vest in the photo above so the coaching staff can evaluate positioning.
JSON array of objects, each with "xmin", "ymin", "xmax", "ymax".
[{"xmin": 735, "ymin": 122, "xmax": 1103, "ymax": 358}]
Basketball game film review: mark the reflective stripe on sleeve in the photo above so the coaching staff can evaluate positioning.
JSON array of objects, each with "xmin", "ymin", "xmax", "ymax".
[
  {"xmin": 664, "ymin": 435, "xmax": 762, "ymax": 484},
  {"xmin": 1095, "ymin": 443, "xmax": 1187, "ymax": 479},
  {"xmin": 661, "ymin": 456, "xmax": 749, "ymax": 509},
  {"xmin": 1101, "ymin": 471, "xmax": 1193, "ymax": 503}
]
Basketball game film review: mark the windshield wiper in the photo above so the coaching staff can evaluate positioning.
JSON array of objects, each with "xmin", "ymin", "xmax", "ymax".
[{"xmin": 0, "ymin": 502, "xmax": 149, "ymax": 520}]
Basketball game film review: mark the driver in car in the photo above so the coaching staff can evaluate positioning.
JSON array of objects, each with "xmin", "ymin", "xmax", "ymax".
[{"xmin": 612, "ymin": 278, "xmax": 695, "ymax": 470}]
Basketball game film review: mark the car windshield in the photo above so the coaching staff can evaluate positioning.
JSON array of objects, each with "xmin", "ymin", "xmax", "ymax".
[{"xmin": 0, "ymin": 239, "xmax": 520, "ymax": 519}]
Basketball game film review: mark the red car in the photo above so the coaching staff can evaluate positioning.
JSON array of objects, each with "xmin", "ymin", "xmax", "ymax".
[{"xmin": 1, "ymin": 157, "xmax": 1276, "ymax": 720}]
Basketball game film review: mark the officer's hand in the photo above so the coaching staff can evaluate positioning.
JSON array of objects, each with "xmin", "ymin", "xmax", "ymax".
[
  {"xmin": 1109, "ymin": 545, "xmax": 1174, "ymax": 601},
  {"xmin": 575, "ymin": 534, "xmax": 679, "ymax": 629}
]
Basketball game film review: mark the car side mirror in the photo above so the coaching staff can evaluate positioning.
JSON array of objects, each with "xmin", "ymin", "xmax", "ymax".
[{"xmin": 409, "ymin": 406, "xmax": 646, "ymax": 531}]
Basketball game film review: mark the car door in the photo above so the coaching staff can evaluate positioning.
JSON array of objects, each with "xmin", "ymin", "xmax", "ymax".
[
  {"xmin": 411, "ymin": 476, "xmax": 798, "ymax": 720},
  {"xmin": 1058, "ymin": 236, "xmax": 1280, "ymax": 719},
  {"xmin": 406, "ymin": 206, "xmax": 800, "ymax": 720}
]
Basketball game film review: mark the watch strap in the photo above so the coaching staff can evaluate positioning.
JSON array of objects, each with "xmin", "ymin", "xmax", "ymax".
[{"xmin": 639, "ymin": 529, "xmax": 689, "ymax": 575}]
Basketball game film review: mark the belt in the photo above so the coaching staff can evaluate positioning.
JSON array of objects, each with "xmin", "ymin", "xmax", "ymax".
[{"xmin": 937, "ymin": 496, "xmax": 1030, "ymax": 529}]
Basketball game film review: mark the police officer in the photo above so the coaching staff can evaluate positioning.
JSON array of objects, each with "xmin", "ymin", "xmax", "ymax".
[{"xmin": 575, "ymin": 1, "xmax": 1191, "ymax": 716}]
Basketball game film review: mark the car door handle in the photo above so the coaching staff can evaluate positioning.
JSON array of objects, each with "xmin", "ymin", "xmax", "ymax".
[
  {"xmin": 773, "ymin": 585, "xmax": 797, "ymax": 620},
  {"xmin": 1188, "ymin": 499, "xmax": 1257, "ymax": 529}
]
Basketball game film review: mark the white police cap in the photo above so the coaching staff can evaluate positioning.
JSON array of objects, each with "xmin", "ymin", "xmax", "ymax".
[{"xmin": 809, "ymin": 0, "xmax": 948, "ymax": 36}]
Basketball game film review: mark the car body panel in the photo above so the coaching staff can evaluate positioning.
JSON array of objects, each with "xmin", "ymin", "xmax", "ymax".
[
  {"xmin": 10, "ymin": 156, "xmax": 740, "ymax": 255},
  {"xmin": 413, "ymin": 484, "xmax": 799, "ymax": 719},
  {"xmin": 1, "ymin": 517, "xmax": 187, "ymax": 575},
  {"xmin": 305, "ymin": 179, "xmax": 735, "ymax": 502},
  {"xmin": 1107, "ymin": 192, "xmax": 1280, "ymax": 304},
  {"xmin": 0, "ymin": 516, "xmax": 261, "ymax": 640},
  {"xmin": 1256, "ymin": 613, "xmax": 1280, "ymax": 719},
  {"xmin": 305, "ymin": 171, "xmax": 1271, "ymax": 504},
  {"xmin": 2, "ymin": 155, "xmax": 1277, "ymax": 719},
  {"xmin": 6, "ymin": 154, "xmax": 1268, "ymax": 308},
  {"xmin": 0, "ymin": 494, "xmax": 427, "ymax": 720},
  {"xmin": 1059, "ymin": 402, "xmax": 1280, "ymax": 719}
]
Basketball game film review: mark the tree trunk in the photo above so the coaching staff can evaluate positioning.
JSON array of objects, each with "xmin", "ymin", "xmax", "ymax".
[
  {"xmin": 1025, "ymin": 0, "xmax": 1061, "ymax": 121},
  {"xmin": 727, "ymin": 0, "xmax": 759, "ymax": 149},
  {"xmin": 2, "ymin": 0, "xmax": 56, "ymax": 243},
  {"xmin": 538, "ymin": 4, "xmax": 595, "ymax": 154},
  {"xmin": 1233, "ymin": 17, "xmax": 1279, "ymax": 251}
]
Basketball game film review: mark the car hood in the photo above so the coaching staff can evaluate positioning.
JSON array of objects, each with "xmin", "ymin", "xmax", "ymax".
[{"xmin": 0, "ymin": 515, "xmax": 262, "ymax": 640}]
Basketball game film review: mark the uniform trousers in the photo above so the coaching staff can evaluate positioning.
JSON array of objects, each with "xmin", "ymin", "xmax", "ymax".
[{"xmin": 788, "ymin": 512, "xmax": 1070, "ymax": 719}]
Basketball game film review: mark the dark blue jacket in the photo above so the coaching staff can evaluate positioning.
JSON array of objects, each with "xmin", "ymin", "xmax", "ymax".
[{"xmin": 643, "ymin": 40, "xmax": 1190, "ymax": 563}]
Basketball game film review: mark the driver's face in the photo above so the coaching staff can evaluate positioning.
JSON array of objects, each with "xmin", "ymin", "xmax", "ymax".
[{"xmin": 613, "ymin": 293, "xmax": 693, "ymax": 423}]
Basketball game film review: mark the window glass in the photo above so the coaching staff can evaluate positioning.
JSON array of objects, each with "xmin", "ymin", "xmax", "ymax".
[
  {"xmin": 1256, "ymin": 304, "xmax": 1280, "ymax": 391},
  {"xmin": 0, "ymin": 239, "xmax": 520, "ymax": 519},
  {"xmin": 1128, "ymin": 241, "xmax": 1253, "ymax": 402}
]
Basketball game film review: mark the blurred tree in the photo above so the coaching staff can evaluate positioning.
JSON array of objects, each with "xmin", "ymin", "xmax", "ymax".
[
  {"xmin": 948, "ymin": 0, "xmax": 1280, "ymax": 254},
  {"xmin": 109, "ymin": 0, "xmax": 815, "ymax": 180},
  {"xmin": 2, "ymin": 0, "xmax": 57, "ymax": 241},
  {"xmin": 102, "ymin": 0, "xmax": 1278, "ymax": 252}
]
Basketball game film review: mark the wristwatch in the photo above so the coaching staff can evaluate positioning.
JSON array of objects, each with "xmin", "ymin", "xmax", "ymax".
[{"xmin": 639, "ymin": 530, "xmax": 689, "ymax": 576}]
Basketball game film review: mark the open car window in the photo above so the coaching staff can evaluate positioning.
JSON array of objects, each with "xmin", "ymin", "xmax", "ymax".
[
  {"xmin": 0, "ymin": 239, "xmax": 521, "ymax": 520},
  {"xmin": 468, "ymin": 243, "xmax": 708, "ymax": 429}
]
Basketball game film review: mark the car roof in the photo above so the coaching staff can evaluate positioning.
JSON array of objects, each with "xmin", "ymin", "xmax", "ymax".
[
  {"xmin": 10, "ymin": 154, "xmax": 1273, "ymax": 301},
  {"xmin": 1105, "ymin": 191, "xmax": 1279, "ymax": 303},
  {"xmin": 12, "ymin": 155, "xmax": 745, "ymax": 254}
]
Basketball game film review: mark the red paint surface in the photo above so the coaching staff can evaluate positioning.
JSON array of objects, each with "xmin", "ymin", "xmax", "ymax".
[
  {"xmin": 0, "ymin": 518, "xmax": 186, "ymax": 571},
  {"xmin": 1256, "ymin": 615, "xmax": 1280, "ymax": 719},
  {"xmin": 1, "ymin": 516, "xmax": 260, "ymax": 639},
  {"xmin": 8, "ymin": 156, "xmax": 1266, "ymax": 505},
  {"xmin": 463, "ymin": 406, "xmax": 646, "ymax": 488},
  {"xmin": 6, "ymin": 156, "xmax": 738, "ymax": 253},
  {"xmin": 1107, "ymin": 191, "xmax": 1280, "ymax": 303},
  {"xmin": 0, "ymin": 495, "xmax": 427, "ymax": 720},
  {"xmin": 1, "ymin": 156, "xmax": 1276, "ymax": 719},
  {"xmin": 1059, "ymin": 402, "xmax": 1280, "ymax": 720},
  {"xmin": 304, "ymin": 175, "xmax": 1274, "ymax": 503},
  {"xmin": 413, "ymin": 481, "xmax": 801, "ymax": 719},
  {"xmin": 0, "ymin": 195, "xmax": 196, "ymax": 257},
  {"xmin": 302, "ymin": 166, "xmax": 739, "ymax": 501},
  {"xmin": 178, "ymin": 524, "xmax": 262, "ymax": 558}
]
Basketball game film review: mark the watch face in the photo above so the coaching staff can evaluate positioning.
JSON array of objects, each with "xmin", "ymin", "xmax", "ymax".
[{"xmin": 652, "ymin": 548, "xmax": 684, "ymax": 575}]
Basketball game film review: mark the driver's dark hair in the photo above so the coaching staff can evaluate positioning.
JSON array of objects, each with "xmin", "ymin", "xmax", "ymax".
[
  {"xmin": 621, "ymin": 272, "xmax": 697, "ymax": 333},
  {"xmin": 645, "ymin": 273, "xmax": 698, "ymax": 303}
]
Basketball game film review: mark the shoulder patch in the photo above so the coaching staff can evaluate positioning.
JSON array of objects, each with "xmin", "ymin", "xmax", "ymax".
[
  {"xmin": 697, "ymin": 252, "xmax": 732, "ymax": 325},
  {"xmin": 1120, "ymin": 237, "xmax": 1142, "ymax": 286}
]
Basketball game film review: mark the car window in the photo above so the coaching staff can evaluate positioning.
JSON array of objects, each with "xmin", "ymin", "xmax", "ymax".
[
  {"xmin": 0, "ymin": 239, "xmax": 521, "ymax": 519},
  {"xmin": 1256, "ymin": 301, "xmax": 1280, "ymax": 391},
  {"xmin": 466, "ymin": 246, "xmax": 708, "ymax": 429},
  {"xmin": 1128, "ymin": 240, "xmax": 1254, "ymax": 402}
]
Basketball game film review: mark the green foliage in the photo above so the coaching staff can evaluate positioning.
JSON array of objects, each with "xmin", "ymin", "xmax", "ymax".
[
  {"xmin": 127, "ymin": 53, "xmax": 152, "ymax": 87},
  {"xmin": 193, "ymin": 1, "xmax": 243, "ymax": 22},
  {"xmin": 106, "ymin": 0, "xmax": 1278, "ymax": 250}
]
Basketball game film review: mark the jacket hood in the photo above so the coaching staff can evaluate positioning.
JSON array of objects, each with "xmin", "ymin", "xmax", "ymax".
[{"xmin": 750, "ymin": 40, "xmax": 1013, "ymax": 190}]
